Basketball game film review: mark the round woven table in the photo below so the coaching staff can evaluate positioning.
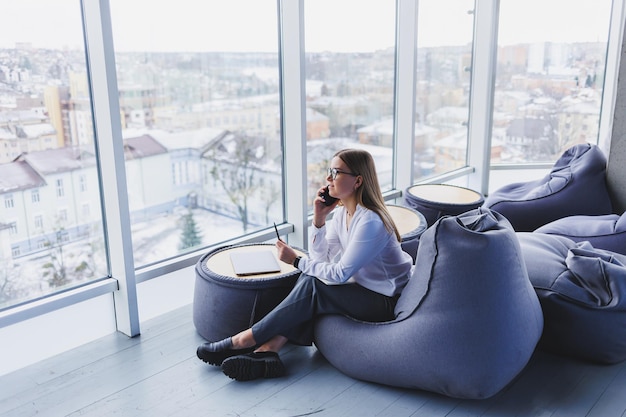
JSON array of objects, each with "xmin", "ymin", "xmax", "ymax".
[
  {"xmin": 387, "ymin": 204, "xmax": 428, "ymax": 263},
  {"xmin": 404, "ymin": 184, "xmax": 484, "ymax": 227},
  {"xmin": 193, "ymin": 243, "xmax": 304, "ymax": 342}
]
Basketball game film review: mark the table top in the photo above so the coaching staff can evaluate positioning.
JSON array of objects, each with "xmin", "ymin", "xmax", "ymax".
[
  {"xmin": 387, "ymin": 205, "xmax": 426, "ymax": 235},
  {"xmin": 204, "ymin": 244, "xmax": 304, "ymax": 279},
  {"xmin": 407, "ymin": 184, "xmax": 482, "ymax": 204}
]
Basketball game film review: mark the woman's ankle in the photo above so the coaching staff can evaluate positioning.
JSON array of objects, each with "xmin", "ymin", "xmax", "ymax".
[
  {"xmin": 254, "ymin": 335, "xmax": 288, "ymax": 353},
  {"xmin": 232, "ymin": 331, "xmax": 256, "ymax": 350}
]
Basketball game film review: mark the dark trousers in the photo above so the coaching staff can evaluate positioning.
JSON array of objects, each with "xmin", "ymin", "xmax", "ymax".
[{"xmin": 251, "ymin": 274, "xmax": 398, "ymax": 346}]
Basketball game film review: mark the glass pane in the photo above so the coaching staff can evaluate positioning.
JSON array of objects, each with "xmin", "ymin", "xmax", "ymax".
[
  {"xmin": 414, "ymin": 0, "xmax": 475, "ymax": 181},
  {"xmin": 109, "ymin": 0, "xmax": 282, "ymax": 268},
  {"xmin": 493, "ymin": 0, "xmax": 612, "ymax": 163},
  {"xmin": 0, "ymin": 0, "xmax": 108, "ymax": 309},
  {"xmin": 304, "ymin": 0, "xmax": 396, "ymax": 206}
]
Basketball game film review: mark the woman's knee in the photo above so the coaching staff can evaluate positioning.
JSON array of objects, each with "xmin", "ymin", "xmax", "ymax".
[
  {"xmin": 292, "ymin": 274, "xmax": 317, "ymax": 295},
  {"xmin": 295, "ymin": 273, "xmax": 316, "ymax": 284}
]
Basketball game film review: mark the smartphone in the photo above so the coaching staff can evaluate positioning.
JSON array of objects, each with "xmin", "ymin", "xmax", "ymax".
[
  {"xmin": 273, "ymin": 222, "xmax": 282, "ymax": 241},
  {"xmin": 320, "ymin": 186, "xmax": 338, "ymax": 206}
]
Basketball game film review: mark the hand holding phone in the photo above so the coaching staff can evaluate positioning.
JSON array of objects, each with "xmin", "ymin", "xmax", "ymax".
[{"xmin": 320, "ymin": 186, "xmax": 338, "ymax": 206}]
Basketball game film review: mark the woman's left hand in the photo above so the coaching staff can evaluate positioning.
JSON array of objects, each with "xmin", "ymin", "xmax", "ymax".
[{"xmin": 276, "ymin": 239, "xmax": 298, "ymax": 265}]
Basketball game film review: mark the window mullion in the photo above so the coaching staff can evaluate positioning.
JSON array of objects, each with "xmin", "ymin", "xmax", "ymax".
[
  {"xmin": 279, "ymin": 0, "xmax": 308, "ymax": 249},
  {"xmin": 393, "ymin": 0, "xmax": 419, "ymax": 193},
  {"xmin": 81, "ymin": 0, "xmax": 139, "ymax": 337},
  {"xmin": 467, "ymin": 0, "xmax": 499, "ymax": 195},
  {"xmin": 600, "ymin": 0, "xmax": 626, "ymax": 156}
]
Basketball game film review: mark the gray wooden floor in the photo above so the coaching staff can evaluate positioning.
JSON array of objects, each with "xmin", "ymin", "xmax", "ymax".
[{"xmin": 2, "ymin": 304, "xmax": 626, "ymax": 417}]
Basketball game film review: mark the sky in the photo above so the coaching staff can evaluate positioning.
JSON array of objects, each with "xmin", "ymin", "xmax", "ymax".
[{"xmin": 0, "ymin": 0, "xmax": 615, "ymax": 52}]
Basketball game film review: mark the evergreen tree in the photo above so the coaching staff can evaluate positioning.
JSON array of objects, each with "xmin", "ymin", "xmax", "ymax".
[{"xmin": 179, "ymin": 210, "xmax": 203, "ymax": 250}]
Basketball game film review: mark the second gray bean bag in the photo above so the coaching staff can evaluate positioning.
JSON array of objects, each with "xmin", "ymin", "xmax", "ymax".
[{"xmin": 314, "ymin": 208, "xmax": 543, "ymax": 399}]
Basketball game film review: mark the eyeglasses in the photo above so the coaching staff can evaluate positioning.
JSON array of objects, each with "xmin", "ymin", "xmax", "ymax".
[{"xmin": 327, "ymin": 168, "xmax": 358, "ymax": 180}]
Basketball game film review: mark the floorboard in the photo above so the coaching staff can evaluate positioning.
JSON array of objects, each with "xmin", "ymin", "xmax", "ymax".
[{"xmin": 2, "ymin": 304, "xmax": 626, "ymax": 417}]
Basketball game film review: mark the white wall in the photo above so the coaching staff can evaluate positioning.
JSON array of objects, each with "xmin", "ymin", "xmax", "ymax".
[
  {"xmin": 0, "ymin": 265, "xmax": 197, "ymax": 377},
  {"xmin": 0, "ymin": 294, "xmax": 117, "ymax": 377}
]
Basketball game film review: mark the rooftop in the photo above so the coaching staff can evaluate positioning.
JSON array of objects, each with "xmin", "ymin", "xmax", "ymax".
[
  {"xmin": 15, "ymin": 147, "xmax": 97, "ymax": 175},
  {"xmin": 124, "ymin": 135, "xmax": 169, "ymax": 159},
  {"xmin": 0, "ymin": 160, "xmax": 45, "ymax": 193}
]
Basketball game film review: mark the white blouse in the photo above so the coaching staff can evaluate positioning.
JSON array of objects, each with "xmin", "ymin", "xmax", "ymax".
[{"xmin": 298, "ymin": 205, "xmax": 413, "ymax": 297}]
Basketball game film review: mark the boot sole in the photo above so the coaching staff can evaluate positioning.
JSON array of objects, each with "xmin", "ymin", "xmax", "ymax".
[{"xmin": 221, "ymin": 353, "xmax": 286, "ymax": 381}]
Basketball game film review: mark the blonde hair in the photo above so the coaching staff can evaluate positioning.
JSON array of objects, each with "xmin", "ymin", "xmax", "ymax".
[{"xmin": 334, "ymin": 149, "xmax": 402, "ymax": 242}]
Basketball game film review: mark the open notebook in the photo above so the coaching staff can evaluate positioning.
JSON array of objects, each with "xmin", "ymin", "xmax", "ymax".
[{"xmin": 230, "ymin": 250, "xmax": 282, "ymax": 276}]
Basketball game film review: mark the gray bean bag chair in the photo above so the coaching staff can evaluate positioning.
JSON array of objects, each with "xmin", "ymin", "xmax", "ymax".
[
  {"xmin": 314, "ymin": 208, "xmax": 543, "ymax": 399},
  {"xmin": 483, "ymin": 143, "xmax": 613, "ymax": 232},
  {"xmin": 518, "ymin": 233, "xmax": 626, "ymax": 364},
  {"xmin": 534, "ymin": 212, "xmax": 626, "ymax": 255}
]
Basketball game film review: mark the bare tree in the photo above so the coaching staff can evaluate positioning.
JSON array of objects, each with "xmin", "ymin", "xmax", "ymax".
[
  {"xmin": 0, "ymin": 258, "xmax": 23, "ymax": 306},
  {"xmin": 42, "ymin": 229, "xmax": 70, "ymax": 288},
  {"xmin": 205, "ymin": 132, "xmax": 269, "ymax": 232},
  {"xmin": 261, "ymin": 180, "xmax": 281, "ymax": 225},
  {"xmin": 42, "ymin": 222, "xmax": 100, "ymax": 288}
]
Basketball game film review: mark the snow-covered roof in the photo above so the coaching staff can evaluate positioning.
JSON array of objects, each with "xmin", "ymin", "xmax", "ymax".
[
  {"xmin": 15, "ymin": 147, "xmax": 96, "ymax": 175},
  {"xmin": 0, "ymin": 160, "xmax": 46, "ymax": 194}
]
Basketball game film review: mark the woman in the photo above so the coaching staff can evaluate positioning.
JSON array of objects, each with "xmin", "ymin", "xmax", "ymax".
[{"xmin": 196, "ymin": 148, "xmax": 413, "ymax": 381}]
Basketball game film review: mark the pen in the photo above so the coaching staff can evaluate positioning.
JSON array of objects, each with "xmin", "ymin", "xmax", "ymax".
[{"xmin": 273, "ymin": 222, "xmax": 282, "ymax": 241}]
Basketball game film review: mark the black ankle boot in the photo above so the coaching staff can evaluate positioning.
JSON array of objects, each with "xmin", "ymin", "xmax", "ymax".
[
  {"xmin": 196, "ymin": 337, "xmax": 254, "ymax": 366},
  {"xmin": 202, "ymin": 337, "xmax": 233, "ymax": 352}
]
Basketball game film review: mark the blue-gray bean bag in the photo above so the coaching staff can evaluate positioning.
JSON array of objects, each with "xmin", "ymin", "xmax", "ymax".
[
  {"xmin": 483, "ymin": 144, "xmax": 613, "ymax": 231},
  {"xmin": 518, "ymin": 232, "xmax": 626, "ymax": 364},
  {"xmin": 314, "ymin": 208, "xmax": 543, "ymax": 399},
  {"xmin": 534, "ymin": 212, "xmax": 626, "ymax": 255}
]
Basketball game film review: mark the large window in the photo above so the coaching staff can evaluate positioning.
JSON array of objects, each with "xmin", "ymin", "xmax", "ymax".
[
  {"xmin": 0, "ymin": 0, "xmax": 108, "ymax": 310},
  {"xmin": 0, "ymin": 0, "xmax": 621, "ymax": 330},
  {"xmin": 492, "ymin": 0, "xmax": 613, "ymax": 164},
  {"xmin": 304, "ymin": 0, "xmax": 397, "ymax": 205},
  {"xmin": 109, "ymin": 0, "xmax": 283, "ymax": 268},
  {"xmin": 414, "ymin": 0, "xmax": 475, "ymax": 181}
]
